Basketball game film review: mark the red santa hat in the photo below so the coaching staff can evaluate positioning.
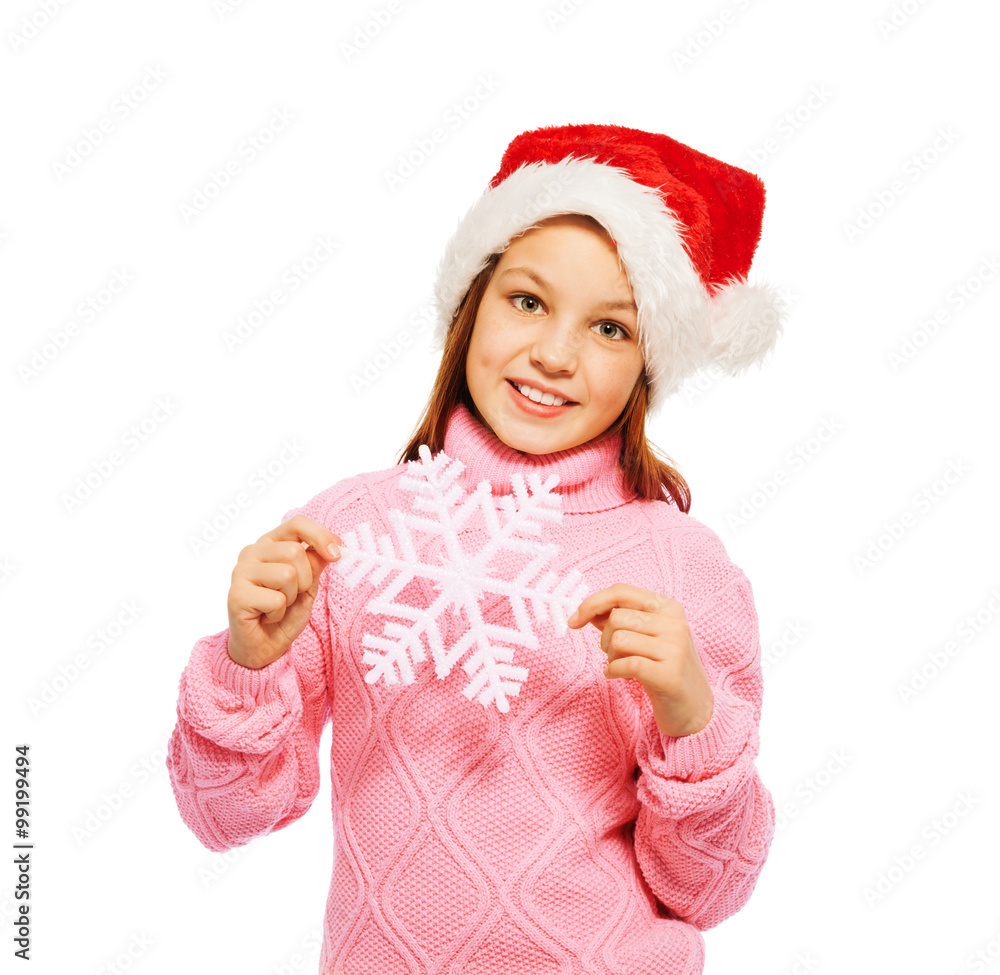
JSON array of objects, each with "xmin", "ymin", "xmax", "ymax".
[{"xmin": 432, "ymin": 122, "xmax": 785, "ymax": 413}]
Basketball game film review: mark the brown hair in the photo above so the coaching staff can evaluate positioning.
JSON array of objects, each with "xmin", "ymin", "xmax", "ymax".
[{"xmin": 396, "ymin": 253, "xmax": 692, "ymax": 512}]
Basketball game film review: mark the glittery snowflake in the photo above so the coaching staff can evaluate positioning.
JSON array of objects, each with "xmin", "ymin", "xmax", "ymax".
[{"xmin": 333, "ymin": 445, "xmax": 589, "ymax": 712}]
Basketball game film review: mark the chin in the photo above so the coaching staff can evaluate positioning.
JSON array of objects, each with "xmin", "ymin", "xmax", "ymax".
[
  {"xmin": 475, "ymin": 399, "xmax": 583, "ymax": 455},
  {"xmin": 507, "ymin": 431, "xmax": 579, "ymax": 456}
]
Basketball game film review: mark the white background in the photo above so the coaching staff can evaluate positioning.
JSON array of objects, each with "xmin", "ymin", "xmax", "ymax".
[{"xmin": 3, "ymin": 0, "xmax": 999, "ymax": 972}]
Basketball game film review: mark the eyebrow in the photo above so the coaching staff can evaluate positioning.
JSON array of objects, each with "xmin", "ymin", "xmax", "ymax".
[{"xmin": 498, "ymin": 265, "xmax": 638, "ymax": 314}]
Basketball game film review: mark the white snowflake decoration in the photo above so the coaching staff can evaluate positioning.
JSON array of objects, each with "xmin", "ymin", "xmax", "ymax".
[{"xmin": 333, "ymin": 445, "xmax": 590, "ymax": 712}]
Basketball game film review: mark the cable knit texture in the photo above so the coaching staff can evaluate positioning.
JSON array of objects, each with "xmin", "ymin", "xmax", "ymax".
[{"xmin": 166, "ymin": 403, "xmax": 774, "ymax": 975}]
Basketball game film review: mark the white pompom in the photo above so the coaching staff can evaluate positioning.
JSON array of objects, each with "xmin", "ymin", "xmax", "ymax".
[{"xmin": 703, "ymin": 278, "xmax": 787, "ymax": 376}]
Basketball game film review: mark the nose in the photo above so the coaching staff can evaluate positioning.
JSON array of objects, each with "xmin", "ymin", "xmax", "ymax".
[{"xmin": 529, "ymin": 319, "xmax": 578, "ymax": 374}]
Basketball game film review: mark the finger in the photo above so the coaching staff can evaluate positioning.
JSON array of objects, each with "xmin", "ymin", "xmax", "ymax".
[
  {"xmin": 238, "ymin": 559, "xmax": 305, "ymax": 622},
  {"xmin": 229, "ymin": 576, "xmax": 288, "ymax": 625},
  {"xmin": 603, "ymin": 628, "xmax": 665, "ymax": 666},
  {"xmin": 599, "ymin": 610, "xmax": 646, "ymax": 655},
  {"xmin": 603, "ymin": 635, "xmax": 680, "ymax": 685},
  {"xmin": 604, "ymin": 651, "xmax": 667, "ymax": 687},
  {"xmin": 244, "ymin": 540, "xmax": 322, "ymax": 597},
  {"xmin": 569, "ymin": 584, "xmax": 673, "ymax": 629},
  {"xmin": 264, "ymin": 515, "xmax": 343, "ymax": 560},
  {"xmin": 604, "ymin": 605, "xmax": 664, "ymax": 641}
]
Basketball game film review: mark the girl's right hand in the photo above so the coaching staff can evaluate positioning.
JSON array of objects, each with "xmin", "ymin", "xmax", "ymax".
[{"xmin": 226, "ymin": 515, "xmax": 344, "ymax": 669}]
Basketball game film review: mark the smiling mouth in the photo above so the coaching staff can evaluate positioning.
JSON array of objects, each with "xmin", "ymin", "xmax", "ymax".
[{"xmin": 507, "ymin": 379, "xmax": 576, "ymax": 407}]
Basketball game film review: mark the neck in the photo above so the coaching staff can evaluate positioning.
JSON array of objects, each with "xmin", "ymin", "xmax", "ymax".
[{"xmin": 441, "ymin": 403, "xmax": 634, "ymax": 514}]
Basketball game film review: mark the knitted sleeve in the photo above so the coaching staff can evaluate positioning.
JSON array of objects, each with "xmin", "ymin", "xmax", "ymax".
[
  {"xmin": 631, "ymin": 525, "xmax": 775, "ymax": 931},
  {"xmin": 165, "ymin": 479, "xmax": 363, "ymax": 853}
]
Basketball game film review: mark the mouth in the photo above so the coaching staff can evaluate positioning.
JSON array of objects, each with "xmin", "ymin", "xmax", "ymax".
[{"xmin": 506, "ymin": 378, "xmax": 577, "ymax": 407}]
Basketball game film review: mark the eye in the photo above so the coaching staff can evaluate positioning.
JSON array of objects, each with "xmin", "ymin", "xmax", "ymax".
[
  {"xmin": 510, "ymin": 293, "xmax": 543, "ymax": 314},
  {"xmin": 592, "ymin": 321, "xmax": 629, "ymax": 341}
]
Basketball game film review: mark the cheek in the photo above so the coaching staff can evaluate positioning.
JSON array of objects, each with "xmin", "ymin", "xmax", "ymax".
[
  {"xmin": 593, "ymin": 359, "xmax": 642, "ymax": 413},
  {"xmin": 470, "ymin": 319, "xmax": 515, "ymax": 371},
  {"xmin": 466, "ymin": 331, "xmax": 502, "ymax": 394},
  {"xmin": 593, "ymin": 361, "xmax": 632, "ymax": 399}
]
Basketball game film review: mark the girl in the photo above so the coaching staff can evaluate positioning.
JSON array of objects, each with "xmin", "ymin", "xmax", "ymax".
[{"xmin": 167, "ymin": 123, "xmax": 784, "ymax": 975}]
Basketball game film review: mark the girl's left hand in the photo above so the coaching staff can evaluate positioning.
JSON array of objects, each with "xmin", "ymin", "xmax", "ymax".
[{"xmin": 567, "ymin": 584, "xmax": 714, "ymax": 738}]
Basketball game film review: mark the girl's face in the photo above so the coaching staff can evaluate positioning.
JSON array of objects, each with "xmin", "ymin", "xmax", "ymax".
[{"xmin": 465, "ymin": 214, "xmax": 644, "ymax": 456}]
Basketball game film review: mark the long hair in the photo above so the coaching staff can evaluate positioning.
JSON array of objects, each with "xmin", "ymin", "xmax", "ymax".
[{"xmin": 396, "ymin": 254, "xmax": 692, "ymax": 512}]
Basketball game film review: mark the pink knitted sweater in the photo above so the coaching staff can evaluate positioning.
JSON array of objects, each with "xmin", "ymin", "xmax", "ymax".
[{"xmin": 167, "ymin": 403, "xmax": 774, "ymax": 975}]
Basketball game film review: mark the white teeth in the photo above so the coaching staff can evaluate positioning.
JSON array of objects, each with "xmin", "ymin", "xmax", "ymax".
[{"xmin": 515, "ymin": 383, "xmax": 567, "ymax": 406}]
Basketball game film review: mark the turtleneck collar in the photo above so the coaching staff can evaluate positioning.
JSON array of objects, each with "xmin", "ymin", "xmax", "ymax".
[{"xmin": 441, "ymin": 403, "xmax": 635, "ymax": 514}]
